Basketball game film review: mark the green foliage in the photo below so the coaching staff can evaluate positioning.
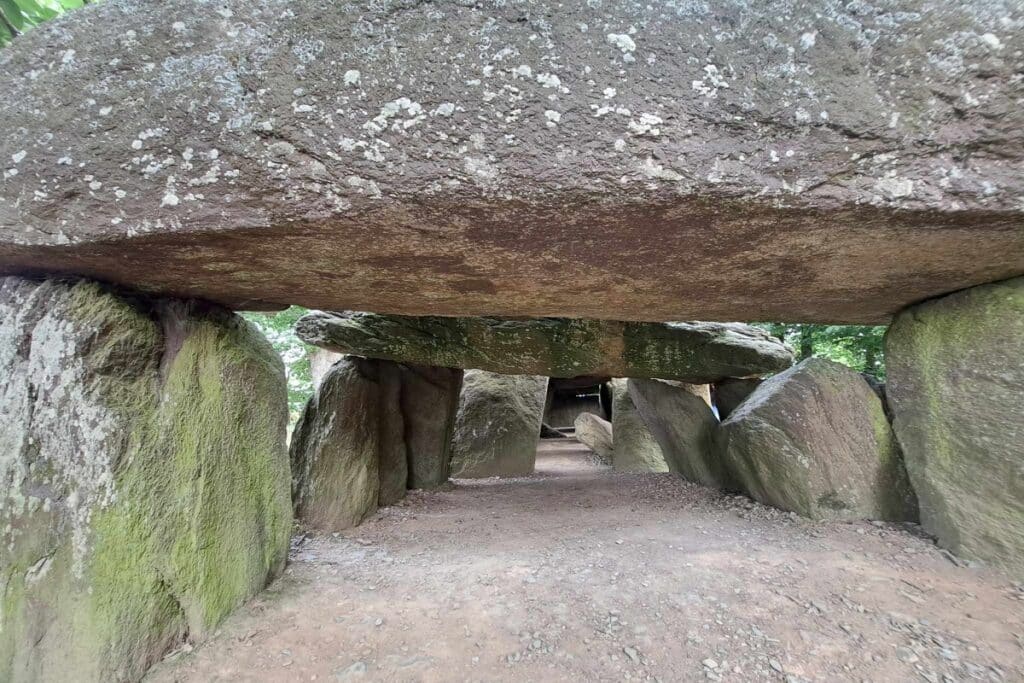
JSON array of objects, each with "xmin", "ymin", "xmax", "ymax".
[
  {"xmin": 756, "ymin": 323, "xmax": 887, "ymax": 378},
  {"xmin": 242, "ymin": 307, "xmax": 314, "ymax": 420},
  {"xmin": 0, "ymin": 0, "xmax": 88, "ymax": 47}
]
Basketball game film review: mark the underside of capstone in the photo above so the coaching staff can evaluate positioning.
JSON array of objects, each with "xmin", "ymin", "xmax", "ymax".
[{"xmin": 1, "ymin": 0, "xmax": 1022, "ymax": 323}]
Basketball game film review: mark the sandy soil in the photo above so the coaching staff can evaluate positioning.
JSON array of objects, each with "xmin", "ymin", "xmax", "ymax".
[{"xmin": 148, "ymin": 440, "xmax": 1024, "ymax": 682}]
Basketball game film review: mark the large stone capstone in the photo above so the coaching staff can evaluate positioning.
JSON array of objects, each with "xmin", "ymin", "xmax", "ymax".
[
  {"xmin": 296, "ymin": 312, "xmax": 794, "ymax": 383},
  {"xmin": 450, "ymin": 371, "xmax": 548, "ymax": 478},
  {"xmin": 717, "ymin": 358, "xmax": 918, "ymax": 522},
  {"xmin": 3, "ymin": 1, "xmax": 1022, "ymax": 324},
  {"xmin": 0, "ymin": 277, "xmax": 292, "ymax": 682},
  {"xmin": 886, "ymin": 276, "xmax": 1024, "ymax": 575}
]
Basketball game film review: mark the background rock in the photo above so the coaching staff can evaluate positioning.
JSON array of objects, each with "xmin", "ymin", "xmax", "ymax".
[
  {"xmin": 298, "ymin": 312, "xmax": 794, "ymax": 383},
  {"xmin": 712, "ymin": 378, "xmax": 763, "ymax": 420},
  {"xmin": 2, "ymin": 0, "xmax": 1022, "ymax": 323},
  {"xmin": 886, "ymin": 276, "xmax": 1024, "ymax": 574},
  {"xmin": 309, "ymin": 348, "xmax": 344, "ymax": 387},
  {"xmin": 574, "ymin": 413, "xmax": 613, "ymax": 463},
  {"xmin": 451, "ymin": 372, "xmax": 548, "ymax": 478},
  {"xmin": 610, "ymin": 379, "xmax": 668, "ymax": 473},
  {"xmin": 628, "ymin": 380, "xmax": 724, "ymax": 487},
  {"xmin": 717, "ymin": 358, "xmax": 918, "ymax": 521},
  {"xmin": 0, "ymin": 277, "xmax": 291, "ymax": 682}
]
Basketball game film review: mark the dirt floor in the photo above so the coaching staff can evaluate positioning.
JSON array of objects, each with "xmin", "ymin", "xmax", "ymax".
[{"xmin": 148, "ymin": 439, "xmax": 1024, "ymax": 682}]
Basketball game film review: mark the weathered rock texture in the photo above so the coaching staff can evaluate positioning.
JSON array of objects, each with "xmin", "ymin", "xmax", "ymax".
[
  {"xmin": 713, "ymin": 378, "xmax": 763, "ymax": 420},
  {"xmin": 298, "ymin": 312, "xmax": 793, "ymax": 382},
  {"xmin": 610, "ymin": 379, "xmax": 667, "ymax": 473},
  {"xmin": 628, "ymin": 380, "xmax": 725, "ymax": 487},
  {"xmin": 4, "ymin": 1, "xmax": 1021, "ymax": 324},
  {"xmin": 574, "ymin": 413, "xmax": 614, "ymax": 463},
  {"xmin": 291, "ymin": 358, "xmax": 463, "ymax": 528},
  {"xmin": 398, "ymin": 365, "xmax": 464, "ymax": 489},
  {"xmin": 886, "ymin": 276, "xmax": 1024, "ymax": 574},
  {"xmin": 291, "ymin": 357, "xmax": 384, "ymax": 530},
  {"xmin": 606, "ymin": 382, "xmax": 663, "ymax": 473},
  {"xmin": 718, "ymin": 358, "xmax": 918, "ymax": 522},
  {"xmin": 0, "ymin": 277, "xmax": 291, "ymax": 682},
  {"xmin": 451, "ymin": 372, "xmax": 548, "ymax": 478},
  {"xmin": 309, "ymin": 348, "xmax": 344, "ymax": 387}
]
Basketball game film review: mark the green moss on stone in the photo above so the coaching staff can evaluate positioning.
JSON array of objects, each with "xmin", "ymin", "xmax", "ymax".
[{"xmin": 0, "ymin": 279, "xmax": 291, "ymax": 682}]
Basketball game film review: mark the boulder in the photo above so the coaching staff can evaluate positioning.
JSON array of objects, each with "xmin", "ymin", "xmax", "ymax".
[
  {"xmin": 3, "ymin": 1, "xmax": 1023, "ymax": 324},
  {"xmin": 628, "ymin": 380, "xmax": 724, "ymax": 487},
  {"xmin": 309, "ymin": 348, "xmax": 344, "ymax": 387},
  {"xmin": 0, "ymin": 277, "xmax": 291, "ymax": 682},
  {"xmin": 886, "ymin": 276, "xmax": 1024, "ymax": 574},
  {"xmin": 717, "ymin": 358, "xmax": 918, "ymax": 521},
  {"xmin": 297, "ymin": 312, "xmax": 794, "ymax": 383},
  {"xmin": 451, "ymin": 372, "xmax": 548, "ymax": 478},
  {"xmin": 712, "ymin": 378, "xmax": 763, "ymax": 420},
  {"xmin": 609, "ymin": 379, "xmax": 668, "ymax": 473},
  {"xmin": 291, "ymin": 358, "xmax": 463, "ymax": 525},
  {"xmin": 574, "ymin": 413, "xmax": 614, "ymax": 463}
]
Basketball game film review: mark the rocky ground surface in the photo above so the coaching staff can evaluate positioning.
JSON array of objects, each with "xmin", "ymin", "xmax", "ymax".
[{"xmin": 148, "ymin": 440, "xmax": 1024, "ymax": 682}]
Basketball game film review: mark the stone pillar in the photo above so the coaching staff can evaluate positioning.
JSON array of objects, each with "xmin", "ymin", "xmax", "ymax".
[
  {"xmin": 0, "ymin": 277, "xmax": 291, "ymax": 682},
  {"xmin": 628, "ymin": 379, "xmax": 722, "ymax": 487},
  {"xmin": 290, "ymin": 358, "xmax": 463, "ymax": 528},
  {"xmin": 450, "ymin": 371, "xmax": 548, "ymax": 478},
  {"xmin": 886, "ymin": 276, "xmax": 1024, "ymax": 574},
  {"xmin": 609, "ymin": 379, "xmax": 668, "ymax": 472},
  {"xmin": 399, "ymin": 364, "xmax": 463, "ymax": 490}
]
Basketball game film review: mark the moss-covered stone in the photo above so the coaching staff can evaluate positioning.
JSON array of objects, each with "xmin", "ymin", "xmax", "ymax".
[
  {"xmin": 0, "ymin": 277, "xmax": 291, "ymax": 682},
  {"xmin": 886, "ymin": 276, "xmax": 1024, "ymax": 575},
  {"xmin": 609, "ymin": 379, "xmax": 668, "ymax": 473},
  {"xmin": 717, "ymin": 358, "xmax": 918, "ymax": 521},
  {"xmin": 297, "ymin": 312, "xmax": 793, "ymax": 383},
  {"xmin": 450, "ymin": 371, "xmax": 548, "ymax": 478}
]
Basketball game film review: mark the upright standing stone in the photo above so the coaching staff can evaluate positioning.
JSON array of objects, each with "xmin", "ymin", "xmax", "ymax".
[
  {"xmin": 886, "ymin": 276, "xmax": 1024, "ymax": 574},
  {"xmin": 610, "ymin": 379, "xmax": 668, "ymax": 473},
  {"xmin": 574, "ymin": 413, "xmax": 614, "ymax": 463},
  {"xmin": 0, "ymin": 277, "xmax": 291, "ymax": 683},
  {"xmin": 291, "ymin": 358, "xmax": 463, "ymax": 524},
  {"xmin": 399, "ymin": 364, "xmax": 464, "ymax": 489},
  {"xmin": 628, "ymin": 380, "xmax": 724, "ymax": 487},
  {"xmin": 291, "ymin": 357, "xmax": 384, "ymax": 530},
  {"xmin": 717, "ymin": 358, "xmax": 918, "ymax": 521},
  {"xmin": 451, "ymin": 372, "xmax": 548, "ymax": 478}
]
